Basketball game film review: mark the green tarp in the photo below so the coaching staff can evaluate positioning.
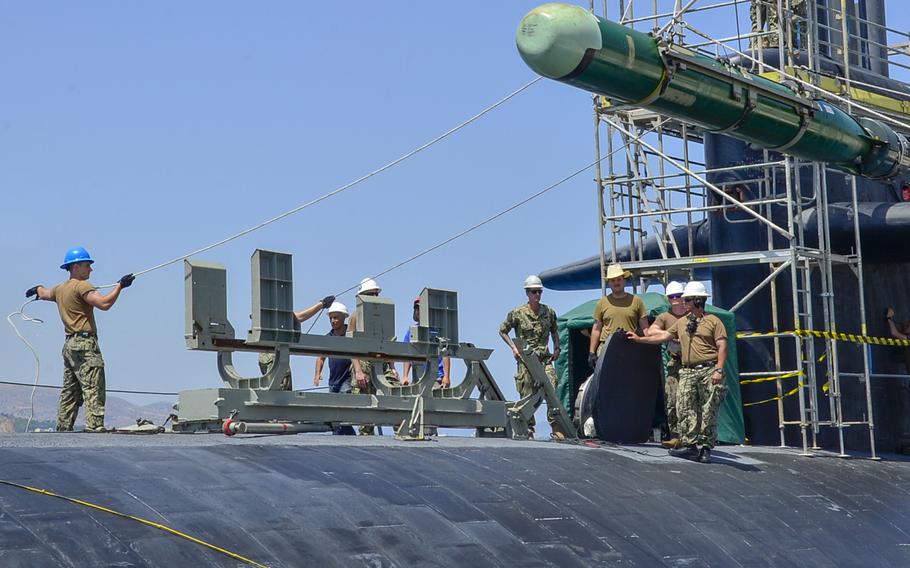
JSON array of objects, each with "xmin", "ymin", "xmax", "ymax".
[{"xmin": 554, "ymin": 292, "xmax": 745, "ymax": 445}]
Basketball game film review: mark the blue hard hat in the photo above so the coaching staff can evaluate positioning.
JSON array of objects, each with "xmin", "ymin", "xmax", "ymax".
[{"xmin": 60, "ymin": 246, "xmax": 95, "ymax": 270}]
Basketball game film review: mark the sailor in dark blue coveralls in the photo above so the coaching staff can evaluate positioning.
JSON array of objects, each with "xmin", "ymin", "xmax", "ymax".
[{"xmin": 313, "ymin": 301, "xmax": 355, "ymax": 435}]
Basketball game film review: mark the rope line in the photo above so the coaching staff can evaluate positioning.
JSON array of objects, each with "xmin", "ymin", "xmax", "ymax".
[
  {"xmin": 125, "ymin": 77, "xmax": 542, "ymax": 283},
  {"xmin": 332, "ymin": 117, "xmax": 672, "ymax": 298},
  {"xmin": 0, "ymin": 379, "xmax": 329, "ymax": 396},
  {"xmin": 0, "ymin": 379, "xmax": 179, "ymax": 397},
  {"xmin": 6, "ymin": 299, "xmax": 43, "ymax": 432},
  {"xmin": 332, "ymin": 160, "xmax": 599, "ymax": 297},
  {"xmin": 0, "ymin": 479, "xmax": 270, "ymax": 568}
]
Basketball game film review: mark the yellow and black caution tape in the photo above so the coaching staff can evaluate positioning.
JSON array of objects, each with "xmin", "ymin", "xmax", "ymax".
[
  {"xmin": 736, "ymin": 331, "xmax": 799, "ymax": 339},
  {"xmin": 739, "ymin": 370, "xmax": 802, "ymax": 385},
  {"xmin": 0, "ymin": 480, "xmax": 270, "ymax": 567},
  {"xmin": 740, "ymin": 348, "xmax": 829, "ymax": 406},
  {"xmin": 737, "ymin": 329, "xmax": 910, "ymax": 347},
  {"xmin": 743, "ymin": 383, "xmax": 804, "ymax": 407}
]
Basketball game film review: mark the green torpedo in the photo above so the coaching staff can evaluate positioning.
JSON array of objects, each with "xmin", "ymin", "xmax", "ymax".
[{"xmin": 516, "ymin": 2, "xmax": 910, "ymax": 179}]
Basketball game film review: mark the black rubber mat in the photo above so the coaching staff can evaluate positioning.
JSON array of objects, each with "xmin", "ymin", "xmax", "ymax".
[{"xmin": 587, "ymin": 330, "xmax": 662, "ymax": 443}]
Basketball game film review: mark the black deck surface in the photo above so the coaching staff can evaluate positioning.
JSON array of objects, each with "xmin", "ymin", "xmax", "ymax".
[{"xmin": 1, "ymin": 434, "xmax": 909, "ymax": 567}]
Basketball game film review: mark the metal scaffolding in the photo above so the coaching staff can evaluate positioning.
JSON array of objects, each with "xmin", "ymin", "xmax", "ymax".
[{"xmin": 590, "ymin": 0, "xmax": 910, "ymax": 457}]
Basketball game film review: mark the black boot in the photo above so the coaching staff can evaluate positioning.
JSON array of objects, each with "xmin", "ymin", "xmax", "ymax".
[
  {"xmin": 698, "ymin": 446, "xmax": 711, "ymax": 464},
  {"xmin": 669, "ymin": 445, "xmax": 698, "ymax": 459}
]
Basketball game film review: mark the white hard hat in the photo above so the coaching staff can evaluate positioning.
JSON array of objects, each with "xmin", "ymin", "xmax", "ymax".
[
  {"xmin": 523, "ymin": 275, "xmax": 544, "ymax": 290},
  {"xmin": 358, "ymin": 278, "xmax": 381, "ymax": 295},
  {"xmin": 681, "ymin": 281, "xmax": 709, "ymax": 298},
  {"xmin": 327, "ymin": 301, "xmax": 349, "ymax": 316},
  {"xmin": 665, "ymin": 281, "xmax": 685, "ymax": 296}
]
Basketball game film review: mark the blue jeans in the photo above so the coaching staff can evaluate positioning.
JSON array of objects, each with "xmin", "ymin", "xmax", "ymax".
[{"xmin": 330, "ymin": 380, "xmax": 355, "ymax": 435}]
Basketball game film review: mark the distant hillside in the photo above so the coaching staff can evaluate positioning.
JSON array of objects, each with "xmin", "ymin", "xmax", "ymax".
[
  {"xmin": 0, "ymin": 414, "xmax": 55, "ymax": 433},
  {"xmin": 0, "ymin": 385, "xmax": 173, "ymax": 431}
]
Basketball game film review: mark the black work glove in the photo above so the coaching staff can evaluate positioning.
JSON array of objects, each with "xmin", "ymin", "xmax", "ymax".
[
  {"xmin": 321, "ymin": 295, "xmax": 335, "ymax": 309},
  {"xmin": 587, "ymin": 352, "xmax": 597, "ymax": 371},
  {"xmin": 25, "ymin": 285, "xmax": 41, "ymax": 298},
  {"xmin": 118, "ymin": 274, "xmax": 135, "ymax": 288}
]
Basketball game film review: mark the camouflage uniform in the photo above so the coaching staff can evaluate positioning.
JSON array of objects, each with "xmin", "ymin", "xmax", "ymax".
[
  {"xmin": 664, "ymin": 356, "xmax": 681, "ymax": 436},
  {"xmin": 653, "ymin": 311, "xmax": 684, "ymax": 437},
  {"xmin": 791, "ymin": 0, "xmax": 808, "ymax": 50},
  {"xmin": 57, "ymin": 335, "xmax": 106, "ymax": 431},
  {"xmin": 258, "ymin": 352, "xmax": 293, "ymax": 391},
  {"xmin": 750, "ymin": 0, "xmax": 779, "ymax": 48},
  {"xmin": 677, "ymin": 366, "xmax": 727, "ymax": 449},
  {"xmin": 500, "ymin": 304, "xmax": 560, "ymax": 434},
  {"xmin": 351, "ymin": 359, "xmax": 399, "ymax": 435}
]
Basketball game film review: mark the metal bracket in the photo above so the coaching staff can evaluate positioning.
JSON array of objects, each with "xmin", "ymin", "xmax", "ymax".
[
  {"xmin": 635, "ymin": 41, "xmax": 675, "ymax": 107},
  {"xmin": 397, "ymin": 396, "xmax": 426, "ymax": 441},
  {"xmin": 217, "ymin": 344, "xmax": 290, "ymax": 390},
  {"xmin": 770, "ymin": 106, "xmax": 812, "ymax": 152},
  {"xmin": 506, "ymin": 392, "xmax": 541, "ymax": 440},
  {"xmin": 512, "ymin": 338, "xmax": 578, "ymax": 439},
  {"xmin": 717, "ymin": 88, "xmax": 758, "ymax": 134}
]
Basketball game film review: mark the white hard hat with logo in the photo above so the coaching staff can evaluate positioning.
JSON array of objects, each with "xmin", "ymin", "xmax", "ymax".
[
  {"xmin": 681, "ymin": 281, "xmax": 709, "ymax": 298},
  {"xmin": 358, "ymin": 278, "xmax": 381, "ymax": 295},
  {"xmin": 665, "ymin": 281, "xmax": 685, "ymax": 296},
  {"xmin": 523, "ymin": 275, "xmax": 544, "ymax": 290},
  {"xmin": 327, "ymin": 301, "xmax": 349, "ymax": 316}
]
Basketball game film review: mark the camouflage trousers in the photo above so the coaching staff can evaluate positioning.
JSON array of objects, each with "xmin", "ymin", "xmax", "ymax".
[
  {"xmin": 57, "ymin": 335, "xmax": 106, "ymax": 431},
  {"xmin": 514, "ymin": 353, "xmax": 559, "ymax": 434},
  {"xmin": 750, "ymin": 1, "xmax": 779, "ymax": 48},
  {"xmin": 258, "ymin": 352, "xmax": 293, "ymax": 391},
  {"xmin": 351, "ymin": 359, "xmax": 399, "ymax": 435},
  {"xmin": 664, "ymin": 357, "xmax": 681, "ymax": 436},
  {"xmin": 677, "ymin": 365, "xmax": 727, "ymax": 449}
]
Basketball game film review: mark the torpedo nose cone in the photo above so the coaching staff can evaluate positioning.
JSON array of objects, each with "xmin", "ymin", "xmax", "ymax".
[{"xmin": 516, "ymin": 3, "xmax": 603, "ymax": 79}]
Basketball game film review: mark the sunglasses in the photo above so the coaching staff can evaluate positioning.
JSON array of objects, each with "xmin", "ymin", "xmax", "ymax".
[
  {"xmin": 528, "ymin": 289, "xmax": 543, "ymax": 295},
  {"xmin": 668, "ymin": 294, "xmax": 683, "ymax": 300},
  {"xmin": 683, "ymin": 298, "xmax": 696, "ymax": 303}
]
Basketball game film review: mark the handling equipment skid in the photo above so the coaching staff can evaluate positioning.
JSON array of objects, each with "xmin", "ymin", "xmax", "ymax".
[{"xmin": 175, "ymin": 249, "xmax": 576, "ymax": 440}]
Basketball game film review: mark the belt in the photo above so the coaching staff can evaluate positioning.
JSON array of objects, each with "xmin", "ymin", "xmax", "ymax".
[
  {"xmin": 66, "ymin": 331, "xmax": 96, "ymax": 339},
  {"xmin": 684, "ymin": 360, "xmax": 717, "ymax": 370}
]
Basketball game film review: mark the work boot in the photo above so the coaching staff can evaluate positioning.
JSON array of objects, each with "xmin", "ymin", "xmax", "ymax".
[
  {"xmin": 668, "ymin": 445, "xmax": 698, "ymax": 459},
  {"xmin": 698, "ymin": 446, "xmax": 712, "ymax": 464},
  {"xmin": 84, "ymin": 425, "xmax": 107, "ymax": 433},
  {"xmin": 661, "ymin": 437, "xmax": 681, "ymax": 449}
]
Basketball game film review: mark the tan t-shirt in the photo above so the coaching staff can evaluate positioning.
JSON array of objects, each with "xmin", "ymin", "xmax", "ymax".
[
  {"xmin": 49, "ymin": 279, "xmax": 97, "ymax": 335},
  {"xmin": 654, "ymin": 310, "xmax": 685, "ymax": 356},
  {"xmin": 653, "ymin": 311, "xmax": 681, "ymax": 331},
  {"xmin": 667, "ymin": 313, "xmax": 727, "ymax": 365},
  {"xmin": 593, "ymin": 293, "xmax": 646, "ymax": 341}
]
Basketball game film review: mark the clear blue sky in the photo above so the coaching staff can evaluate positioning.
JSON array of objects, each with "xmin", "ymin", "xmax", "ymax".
[{"xmin": 3, "ymin": 2, "xmax": 908, "ymax": 430}]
